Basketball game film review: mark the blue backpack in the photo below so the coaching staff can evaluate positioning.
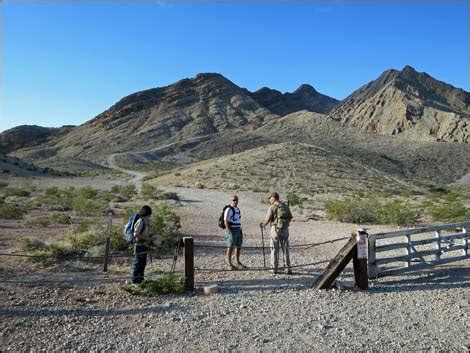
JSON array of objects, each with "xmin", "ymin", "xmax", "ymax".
[{"xmin": 123, "ymin": 213, "xmax": 141, "ymax": 243}]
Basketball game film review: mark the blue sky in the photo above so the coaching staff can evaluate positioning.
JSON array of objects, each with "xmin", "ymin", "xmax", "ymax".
[{"xmin": 1, "ymin": 1, "xmax": 468, "ymax": 131}]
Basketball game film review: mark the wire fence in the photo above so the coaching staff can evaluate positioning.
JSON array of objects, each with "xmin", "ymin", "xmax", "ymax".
[{"xmin": 0, "ymin": 236, "xmax": 350, "ymax": 285}]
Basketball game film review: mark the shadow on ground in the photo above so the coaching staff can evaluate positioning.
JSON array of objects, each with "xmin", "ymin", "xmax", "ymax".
[{"xmin": 371, "ymin": 264, "xmax": 470, "ymax": 293}]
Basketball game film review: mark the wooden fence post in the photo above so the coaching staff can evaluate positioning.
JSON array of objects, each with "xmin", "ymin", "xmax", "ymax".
[
  {"xmin": 353, "ymin": 229, "xmax": 368, "ymax": 290},
  {"xmin": 103, "ymin": 210, "xmax": 114, "ymax": 272},
  {"xmin": 183, "ymin": 237, "xmax": 194, "ymax": 291}
]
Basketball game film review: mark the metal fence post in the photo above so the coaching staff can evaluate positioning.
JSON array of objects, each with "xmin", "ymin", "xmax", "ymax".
[
  {"xmin": 353, "ymin": 229, "xmax": 368, "ymax": 290},
  {"xmin": 405, "ymin": 233, "xmax": 411, "ymax": 268},
  {"xmin": 462, "ymin": 227, "xmax": 468, "ymax": 256},
  {"xmin": 103, "ymin": 210, "xmax": 114, "ymax": 272},
  {"xmin": 368, "ymin": 233, "xmax": 377, "ymax": 278},
  {"xmin": 183, "ymin": 237, "xmax": 194, "ymax": 291},
  {"xmin": 435, "ymin": 230, "xmax": 442, "ymax": 261}
]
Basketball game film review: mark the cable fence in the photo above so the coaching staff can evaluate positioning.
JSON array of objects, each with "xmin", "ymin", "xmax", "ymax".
[{"xmin": 0, "ymin": 236, "xmax": 349, "ymax": 286}]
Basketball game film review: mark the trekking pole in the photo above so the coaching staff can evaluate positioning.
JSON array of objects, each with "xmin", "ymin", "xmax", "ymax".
[{"xmin": 260, "ymin": 225, "xmax": 267, "ymax": 269}]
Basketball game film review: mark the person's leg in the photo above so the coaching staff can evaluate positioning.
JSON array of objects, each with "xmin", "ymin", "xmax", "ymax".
[
  {"xmin": 224, "ymin": 230, "xmax": 236, "ymax": 269},
  {"xmin": 280, "ymin": 230, "xmax": 292, "ymax": 274},
  {"xmin": 226, "ymin": 247, "xmax": 234, "ymax": 265},
  {"xmin": 270, "ymin": 227, "xmax": 280, "ymax": 274},
  {"xmin": 132, "ymin": 245, "xmax": 147, "ymax": 283},
  {"xmin": 234, "ymin": 228, "xmax": 247, "ymax": 268}
]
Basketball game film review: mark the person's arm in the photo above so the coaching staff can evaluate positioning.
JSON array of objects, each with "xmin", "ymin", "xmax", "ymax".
[
  {"xmin": 134, "ymin": 219, "xmax": 153, "ymax": 242},
  {"xmin": 260, "ymin": 207, "xmax": 273, "ymax": 228},
  {"xmin": 224, "ymin": 208, "xmax": 232, "ymax": 231}
]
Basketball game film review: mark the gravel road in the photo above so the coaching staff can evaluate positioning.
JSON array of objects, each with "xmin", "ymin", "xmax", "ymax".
[{"xmin": 1, "ymin": 186, "xmax": 469, "ymax": 351}]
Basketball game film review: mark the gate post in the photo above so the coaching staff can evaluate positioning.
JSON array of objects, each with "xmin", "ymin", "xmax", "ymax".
[
  {"xmin": 353, "ymin": 229, "xmax": 369, "ymax": 290},
  {"xmin": 183, "ymin": 237, "xmax": 194, "ymax": 291}
]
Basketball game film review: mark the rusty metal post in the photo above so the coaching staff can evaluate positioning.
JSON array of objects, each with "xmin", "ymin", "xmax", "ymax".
[
  {"xmin": 353, "ymin": 229, "xmax": 369, "ymax": 290},
  {"xmin": 183, "ymin": 237, "xmax": 194, "ymax": 291}
]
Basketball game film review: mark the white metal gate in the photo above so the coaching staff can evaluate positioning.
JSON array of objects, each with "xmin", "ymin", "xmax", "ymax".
[{"xmin": 368, "ymin": 221, "xmax": 470, "ymax": 278}]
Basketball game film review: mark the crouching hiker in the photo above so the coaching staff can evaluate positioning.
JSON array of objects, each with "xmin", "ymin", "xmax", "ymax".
[
  {"xmin": 223, "ymin": 195, "xmax": 247, "ymax": 270},
  {"xmin": 132, "ymin": 205, "xmax": 154, "ymax": 284},
  {"xmin": 260, "ymin": 192, "xmax": 293, "ymax": 275}
]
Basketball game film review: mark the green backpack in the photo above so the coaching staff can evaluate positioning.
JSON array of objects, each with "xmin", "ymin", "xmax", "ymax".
[{"xmin": 274, "ymin": 202, "xmax": 291, "ymax": 229}]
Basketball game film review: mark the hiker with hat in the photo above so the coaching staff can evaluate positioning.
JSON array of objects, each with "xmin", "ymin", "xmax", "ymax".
[
  {"xmin": 223, "ymin": 195, "xmax": 247, "ymax": 270},
  {"xmin": 260, "ymin": 192, "xmax": 293, "ymax": 275}
]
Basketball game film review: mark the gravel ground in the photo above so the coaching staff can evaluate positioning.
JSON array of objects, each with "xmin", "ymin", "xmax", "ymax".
[{"xmin": 1, "ymin": 186, "xmax": 470, "ymax": 351}]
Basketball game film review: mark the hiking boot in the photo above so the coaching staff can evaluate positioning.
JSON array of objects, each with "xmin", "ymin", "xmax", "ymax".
[
  {"xmin": 286, "ymin": 269, "xmax": 293, "ymax": 275},
  {"xmin": 226, "ymin": 263, "xmax": 237, "ymax": 271},
  {"xmin": 236, "ymin": 261, "xmax": 247, "ymax": 269},
  {"xmin": 270, "ymin": 270, "xmax": 279, "ymax": 276}
]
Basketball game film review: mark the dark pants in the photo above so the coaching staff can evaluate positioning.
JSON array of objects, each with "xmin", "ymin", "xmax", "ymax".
[{"xmin": 132, "ymin": 244, "xmax": 148, "ymax": 284}]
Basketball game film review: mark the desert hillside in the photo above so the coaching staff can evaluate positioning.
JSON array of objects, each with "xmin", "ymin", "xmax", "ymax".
[{"xmin": 329, "ymin": 66, "xmax": 469, "ymax": 142}]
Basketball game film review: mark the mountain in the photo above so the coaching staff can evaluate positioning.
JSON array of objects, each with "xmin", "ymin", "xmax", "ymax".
[
  {"xmin": 13, "ymin": 73, "xmax": 278, "ymax": 162},
  {"xmin": 251, "ymin": 84, "xmax": 338, "ymax": 115},
  {"xmin": 0, "ymin": 125, "xmax": 74, "ymax": 154},
  {"xmin": 328, "ymin": 65, "xmax": 469, "ymax": 142}
]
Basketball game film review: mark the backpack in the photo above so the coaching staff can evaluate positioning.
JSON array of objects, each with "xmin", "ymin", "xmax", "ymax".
[
  {"xmin": 218, "ymin": 205, "xmax": 234, "ymax": 229},
  {"xmin": 123, "ymin": 213, "xmax": 141, "ymax": 243},
  {"xmin": 273, "ymin": 202, "xmax": 291, "ymax": 230}
]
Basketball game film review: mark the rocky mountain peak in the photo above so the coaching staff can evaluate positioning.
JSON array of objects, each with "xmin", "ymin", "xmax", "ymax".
[
  {"xmin": 294, "ymin": 84, "xmax": 318, "ymax": 95},
  {"xmin": 329, "ymin": 66, "xmax": 469, "ymax": 142},
  {"xmin": 250, "ymin": 84, "xmax": 338, "ymax": 116}
]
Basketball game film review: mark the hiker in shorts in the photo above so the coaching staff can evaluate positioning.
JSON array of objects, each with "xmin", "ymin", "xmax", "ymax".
[
  {"xmin": 260, "ymin": 192, "xmax": 293, "ymax": 275},
  {"xmin": 132, "ymin": 205, "xmax": 154, "ymax": 284},
  {"xmin": 224, "ymin": 195, "xmax": 247, "ymax": 270}
]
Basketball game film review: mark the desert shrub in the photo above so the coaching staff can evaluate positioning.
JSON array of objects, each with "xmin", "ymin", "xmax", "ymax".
[
  {"xmin": 0, "ymin": 204, "xmax": 25, "ymax": 219},
  {"xmin": 149, "ymin": 203, "xmax": 181, "ymax": 247},
  {"xmin": 48, "ymin": 242, "xmax": 72, "ymax": 257},
  {"xmin": 69, "ymin": 230, "xmax": 102, "ymax": 250},
  {"xmin": 78, "ymin": 186, "xmax": 98, "ymax": 200},
  {"xmin": 86, "ymin": 244, "xmax": 106, "ymax": 258},
  {"xmin": 50, "ymin": 212, "xmax": 71, "ymax": 224},
  {"xmin": 325, "ymin": 198, "xmax": 420, "ymax": 225},
  {"xmin": 158, "ymin": 191, "xmax": 179, "ymax": 200},
  {"xmin": 26, "ymin": 252, "xmax": 54, "ymax": 267},
  {"xmin": 141, "ymin": 183, "xmax": 158, "ymax": 197},
  {"xmin": 325, "ymin": 198, "xmax": 380, "ymax": 224},
  {"xmin": 109, "ymin": 226, "xmax": 131, "ymax": 252},
  {"xmin": 17, "ymin": 236, "xmax": 75, "ymax": 266},
  {"xmin": 17, "ymin": 237, "xmax": 49, "ymax": 251},
  {"xmin": 0, "ymin": 180, "xmax": 8, "ymax": 188},
  {"xmin": 26, "ymin": 217, "xmax": 50, "ymax": 227},
  {"xmin": 122, "ymin": 274, "xmax": 185, "ymax": 296},
  {"xmin": 71, "ymin": 197, "xmax": 106, "ymax": 216},
  {"xmin": 141, "ymin": 184, "xmax": 179, "ymax": 200},
  {"xmin": 377, "ymin": 201, "xmax": 420, "ymax": 226},
  {"xmin": 111, "ymin": 184, "xmax": 136, "ymax": 200},
  {"xmin": 429, "ymin": 202, "xmax": 468, "ymax": 223},
  {"xmin": 44, "ymin": 187, "xmax": 60, "ymax": 197},
  {"xmin": 3, "ymin": 187, "xmax": 30, "ymax": 197},
  {"xmin": 287, "ymin": 191, "xmax": 301, "ymax": 207},
  {"xmin": 41, "ymin": 187, "xmax": 75, "ymax": 210}
]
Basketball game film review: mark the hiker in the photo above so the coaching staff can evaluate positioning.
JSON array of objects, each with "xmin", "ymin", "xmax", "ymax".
[
  {"xmin": 260, "ymin": 192, "xmax": 293, "ymax": 275},
  {"xmin": 224, "ymin": 195, "xmax": 247, "ymax": 270},
  {"xmin": 132, "ymin": 205, "xmax": 154, "ymax": 284}
]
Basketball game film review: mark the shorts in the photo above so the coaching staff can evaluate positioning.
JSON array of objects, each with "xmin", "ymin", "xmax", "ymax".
[{"xmin": 225, "ymin": 227, "xmax": 243, "ymax": 248}]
